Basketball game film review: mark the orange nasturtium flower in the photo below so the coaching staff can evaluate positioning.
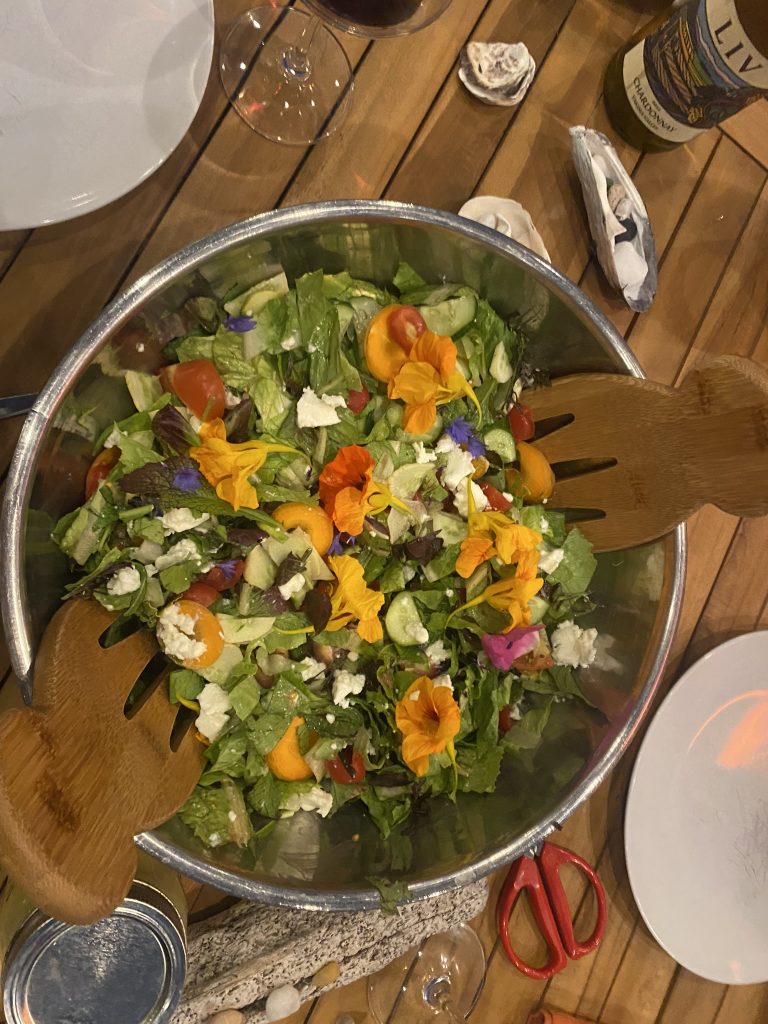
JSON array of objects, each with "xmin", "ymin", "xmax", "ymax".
[
  {"xmin": 448, "ymin": 575, "xmax": 543, "ymax": 634},
  {"xmin": 367, "ymin": 326, "xmax": 481, "ymax": 435},
  {"xmin": 326, "ymin": 555, "xmax": 385, "ymax": 643},
  {"xmin": 395, "ymin": 676, "xmax": 461, "ymax": 777},
  {"xmin": 319, "ymin": 444, "xmax": 408, "ymax": 536},
  {"xmin": 455, "ymin": 484, "xmax": 542, "ymax": 579},
  {"xmin": 190, "ymin": 419, "xmax": 297, "ymax": 511}
]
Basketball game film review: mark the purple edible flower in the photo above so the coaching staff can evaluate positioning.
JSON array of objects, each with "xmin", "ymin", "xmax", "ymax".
[
  {"xmin": 172, "ymin": 467, "xmax": 202, "ymax": 492},
  {"xmin": 446, "ymin": 416, "xmax": 485, "ymax": 458},
  {"xmin": 482, "ymin": 625, "xmax": 544, "ymax": 670},
  {"xmin": 225, "ymin": 314, "xmax": 256, "ymax": 333},
  {"xmin": 327, "ymin": 532, "xmax": 357, "ymax": 555}
]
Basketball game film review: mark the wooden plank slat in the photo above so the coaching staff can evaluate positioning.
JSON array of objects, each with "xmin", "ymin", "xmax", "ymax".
[
  {"xmin": 719, "ymin": 99, "xmax": 768, "ymax": 171},
  {"xmin": 385, "ymin": 0, "xmax": 577, "ymax": 211}
]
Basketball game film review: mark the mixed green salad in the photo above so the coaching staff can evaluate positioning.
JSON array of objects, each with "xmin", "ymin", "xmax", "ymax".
[{"xmin": 53, "ymin": 262, "xmax": 600, "ymax": 851}]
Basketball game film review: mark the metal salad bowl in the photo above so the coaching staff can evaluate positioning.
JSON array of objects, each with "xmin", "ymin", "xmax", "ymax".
[{"xmin": 0, "ymin": 201, "xmax": 684, "ymax": 910}]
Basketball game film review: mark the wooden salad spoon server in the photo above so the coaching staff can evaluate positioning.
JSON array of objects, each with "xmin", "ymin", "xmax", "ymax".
[
  {"xmin": 522, "ymin": 354, "xmax": 768, "ymax": 552},
  {"xmin": 0, "ymin": 599, "xmax": 203, "ymax": 924}
]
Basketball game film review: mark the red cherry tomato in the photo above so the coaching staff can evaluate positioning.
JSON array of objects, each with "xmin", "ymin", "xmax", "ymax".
[
  {"xmin": 507, "ymin": 401, "xmax": 535, "ymax": 441},
  {"xmin": 84, "ymin": 448, "xmax": 120, "ymax": 499},
  {"xmin": 387, "ymin": 305, "xmax": 427, "ymax": 353},
  {"xmin": 200, "ymin": 559, "xmax": 245, "ymax": 592},
  {"xmin": 180, "ymin": 582, "xmax": 219, "ymax": 607},
  {"xmin": 499, "ymin": 705, "xmax": 515, "ymax": 734},
  {"xmin": 326, "ymin": 747, "xmax": 366, "ymax": 784},
  {"xmin": 477, "ymin": 481, "xmax": 512, "ymax": 512},
  {"xmin": 159, "ymin": 359, "xmax": 226, "ymax": 421},
  {"xmin": 347, "ymin": 387, "xmax": 370, "ymax": 414}
]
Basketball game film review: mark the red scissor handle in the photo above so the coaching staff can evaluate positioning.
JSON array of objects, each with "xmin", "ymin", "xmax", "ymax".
[
  {"xmin": 538, "ymin": 842, "xmax": 607, "ymax": 959},
  {"xmin": 497, "ymin": 855, "xmax": 568, "ymax": 980},
  {"xmin": 497, "ymin": 842, "xmax": 607, "ymax": 980}
]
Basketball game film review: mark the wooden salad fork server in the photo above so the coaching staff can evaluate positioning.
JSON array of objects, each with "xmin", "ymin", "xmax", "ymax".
[
  {"xmin": 0, "ymin": 599, "xmax": 203, "ymax": 924},
  {"xmin": 523, "ymin": 355, "xmax": 768, "ymax": 552}
]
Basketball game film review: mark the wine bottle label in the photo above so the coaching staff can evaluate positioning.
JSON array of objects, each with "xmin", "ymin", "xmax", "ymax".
[{"xmin": 622, "ymin": 0, "xmax": 768, "ymax": 142}]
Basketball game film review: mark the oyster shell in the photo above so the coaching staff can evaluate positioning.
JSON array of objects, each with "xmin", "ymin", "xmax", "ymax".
[
  {"xmin": 570, "ymin": 126, "xmax": 657, "ymax": 312},
  {"xmin": 459, "ymin": 42, "xmax": 535, "ymax": 107},
  {"xmin": 459, "ymin": 196, "xmax": 550, "ymax": 262}
]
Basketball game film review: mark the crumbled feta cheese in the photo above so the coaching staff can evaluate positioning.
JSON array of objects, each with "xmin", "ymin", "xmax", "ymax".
[
  {"xmin": 135, "ymin": 539, "xmax": 163, "ymax": 564},
  {"xmin": 446, "ymin": 589, "xmax": 454, "ymax": 598},
  {"xmin": 540, "ymin": 515, "xmax": 550, "ymax": 533},
  {"xmin": 507, "ymin": 702, "xmax": 522, "ymax": 721},
  {"xmin": 414, "ymin": 441, "xmax": 437, "ymax": 464},
  {"xmin": 157, "ymin": 604, "xmax": 207, "ymax": 663},
  {"xmin": 551, "ymin": 620, "xmax": 598, "ymax": 669},
  {"xmin": 106, "ymin": 566, "xmax": 141, "ymax": 596},
  {"xmin": 454, "ymin": 480, "xmax": 489, "ymax": 517},
  {"xmin": 103, "ymin": 426, "xmax": 122, "ymax": 449},
  {"xmin": 160, "ymin": 508, "xmax": 210, "ymax": 535},
  {"xmin": 154, "ymin": 538, "xmax": 200, "ymax": 571},
  {"xmin": 402, "ymin": 565, "xmax": 417, "ymax": 583},
  {"xmin": 195, "ymin": 683, "xmax": 232, "ymax": 742},
  {"xmin": 347, "ymin": 651, "xmax": 359, "ymax": 662},
  {"xmin": 281, "ymin": 786, "xmax": 333, "ymax": 818},
  {"xmin": 433, "ymin": 673, "xmax": 453, "ymax": 690},
  {"xmin": 278, "ymin": 572, "xmax": 305, "ymax": 601},
  {"xmin": 307, "ymin": 342, "xmax": 317, "ymax": 353},
  {"xmin": 538, "ymin": 546, "xmax": 565, "ymax": 575},
  {"xmin": 503, "ymin": 492, "xmax": 515, "ymax": 503},
  {"xmin": 409, "ymin": 690, "xmax": 421, "ymax": 701},
  {"xmin": 298, "ymin": 656, "xmax": 326, "ymax": 681},
  {"xmin": 442, "ymin": 448, "xmax": 476, "ymax": 492},
  {"xmin": 325, "ymin": 713, "xmax": 336, "ymax": 724},
  {"xmin": 296, "ymin": 387, "xmax": 346, "ymax": 428},
  {"xmin": 208, "ymin": 832, "xmax": 222, "ymax": 846},
  {"xmin": 405, "ymin": 622, "xmax": 429, "ymax": 644},
  {"xmin": 228, "ymin": 810, "xmax": 237, "ymax": 822},
  {"xmin": 435, "ymin": 435, "xmax": 459, "ymax": 454},
  {"xmin": 281, "ymin": 334, "xmax": 300, "ymax": 351},
  {"xmin": 332, "ymin": 669, "xmax": 366, "ymax": 708},
  {"xmin": 426, "ymin": 639, "xmax": 450, "ymax": 664},
  {"xmin": 224, "ymin": 388, "xmax": 241, "ymax": 409}
]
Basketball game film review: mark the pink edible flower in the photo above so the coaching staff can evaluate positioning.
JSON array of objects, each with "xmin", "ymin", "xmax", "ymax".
[{"xmin": 482, "ymin": 625, "xmax": 544, "ymax": 670}]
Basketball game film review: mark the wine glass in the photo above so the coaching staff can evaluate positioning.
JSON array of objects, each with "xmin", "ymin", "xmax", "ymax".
[
  {"xmin": 367, "ymin": 924, "xmax": 486, "ymax": 1024},
  {"xmin": 220, "ymin": 0, "xmax": 453, "ymax": 145}
]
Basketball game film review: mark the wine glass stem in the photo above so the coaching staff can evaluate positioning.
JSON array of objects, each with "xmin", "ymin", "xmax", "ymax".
[
  {"xmin": 283, "ymin": 13, "xmax": 322, "ymax": 78},
  {"xmin": 425, "ymin": 978, "xmax": 466, "ymax": 1024}
]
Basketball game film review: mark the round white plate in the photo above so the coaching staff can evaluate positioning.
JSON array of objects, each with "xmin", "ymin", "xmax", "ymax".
[
  {"xmin": 625, "ymin": 631, "xmax": 768, "ymax": 984},
  {"xmin": 0, "ymin": 0, "xmax": 214, "ymax": 230}
]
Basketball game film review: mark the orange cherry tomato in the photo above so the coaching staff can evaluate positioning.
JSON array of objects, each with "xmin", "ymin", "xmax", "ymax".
[
  {"xmin": 180, "ymin": 582, "xmax": 219, "ymax": 607},
  {"xmin": 166, "ymin": 599, "xmax": 224, "ymax": 669},
  {"xmin": 507, "ymin": 401, "xmax": 535, "ymax": 441},
  {"xmin": 477, "ymin": 481, "xmax": 512, "ymax": 512},
  {"xmin": 326, "ymin": 747, "xmax": 366, "ymax": 784},
  {"xmin": 387, "ymin": 305, "xmax": 427, "ymax": 352},
  {"xmin": 200, "ymin": 559, "xmax": 244, "ymax": 592},
  {"xmin": 84, "ymin": 448, "xmax": 119, "ymax": 499},
  {"xmin": 347, "ymin": 387, "xmax": 370, "ymax": 414},
  {"xmin": 159, "ymin": 359, "xmax": 226, "ymax": 421}
]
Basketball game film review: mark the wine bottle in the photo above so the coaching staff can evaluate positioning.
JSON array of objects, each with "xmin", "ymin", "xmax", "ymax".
[{"xmin": 604, "ymin": 0, "xmax": 768, "ymax": 151}]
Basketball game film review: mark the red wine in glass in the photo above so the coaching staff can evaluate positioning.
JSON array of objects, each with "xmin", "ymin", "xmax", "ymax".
[{"xmin": 309, "ymin": 0, "xmax": 423, "ymax": 30}]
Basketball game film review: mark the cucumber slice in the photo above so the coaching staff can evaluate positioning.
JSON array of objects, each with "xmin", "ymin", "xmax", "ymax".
[
  {"xmin": 335, "ymin": 301, "xmax": 355, "ymax": 338},
  {"xmin": 484, "ymin": 428, "xmax": 517, "ymax": 464},
  {"xmin": 244, "ymin": 544, "xmax": 277, "ymax": 590},
  {"xmin": 528, "ymin": 595, "xmax": 550, "ymax": 625},
  {"xmin": 224, "ymin": 272, "xmax": 289, "ymax": 316},
  {"xmin": 385, "ymin": 592, "xmax": 427, "ymax": 646},
  {"xmin": 490, "ymin": 340, "xmax": 514, "ymax": 383},
  {"xmin": 197, "ymin": 644, "xmax": 243, "ymax": 685},
  {"xmin": 216, "ymin": 615, "xmax": 275, "ymax": 644},
  {"xmin": 418, "ymin": 294, "xmax": 476, "ymax": 337}
]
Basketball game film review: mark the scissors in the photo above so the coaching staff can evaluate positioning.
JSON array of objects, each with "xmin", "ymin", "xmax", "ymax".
[{"xmin": 497, "ymin": 840, "xmax": 607, "ymax": 979}]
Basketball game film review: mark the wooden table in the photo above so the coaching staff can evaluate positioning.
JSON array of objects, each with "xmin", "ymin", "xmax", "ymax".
[{"xmin": 1, "ymin": 1, "xmax": 767, "ymax": 1021}]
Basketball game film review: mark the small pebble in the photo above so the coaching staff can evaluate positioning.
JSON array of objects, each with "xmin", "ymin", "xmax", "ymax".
[
  {"xmin": 265, "ymin": 983, "xmax": 301, "ymax": 1022},
  {"xmin": 207, "ymin": 1012, "xmax": 245, "ymax": 1024},
  {"xmin": 312, "ymin": 960, "xmax": 340, "ymax": 988}
]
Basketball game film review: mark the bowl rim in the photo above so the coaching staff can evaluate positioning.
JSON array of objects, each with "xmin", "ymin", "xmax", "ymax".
[{"xmin": 0, "ymin": 200, "xmax": 685, "ymax": 909}]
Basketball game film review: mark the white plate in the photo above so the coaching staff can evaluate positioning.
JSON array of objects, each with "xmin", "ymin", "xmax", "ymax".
[
  {"xmin": 625, "ymin": 631, "xmax": 768, "ymax": 984},
  {"xmin": 0, "ymin": 0, "xmax": 214, "ymax": 230}
]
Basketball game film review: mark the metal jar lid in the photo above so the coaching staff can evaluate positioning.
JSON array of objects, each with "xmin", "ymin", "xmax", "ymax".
[{"xmin": 2, "ymin": 879, "xmax": 186, "ymax": 1024}]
